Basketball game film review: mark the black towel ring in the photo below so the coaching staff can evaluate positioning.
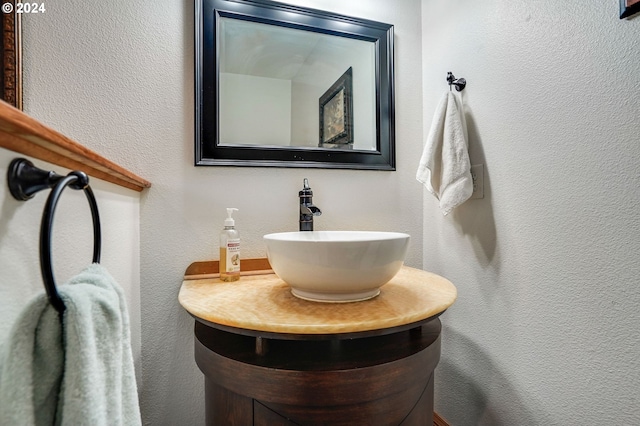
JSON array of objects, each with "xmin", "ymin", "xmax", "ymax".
[{"xmin": 7, "ymin": 158, "xmax": 102, "ymax": 315}]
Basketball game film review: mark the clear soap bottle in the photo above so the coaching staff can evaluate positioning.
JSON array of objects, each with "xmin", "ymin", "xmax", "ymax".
[{"xmin": 220, "ymin": 208, "xmax": 240, "ymax": 282}]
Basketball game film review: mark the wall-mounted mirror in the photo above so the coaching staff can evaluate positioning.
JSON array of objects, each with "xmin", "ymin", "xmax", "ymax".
[{"xmin": 196, "ymin": 0, "xmax": 395, "ymax": 170}]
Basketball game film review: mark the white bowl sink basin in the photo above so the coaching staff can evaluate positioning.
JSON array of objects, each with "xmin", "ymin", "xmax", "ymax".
[{"xmin": 264, "ymin": 231, "xmax": 410, "ymax": 302}]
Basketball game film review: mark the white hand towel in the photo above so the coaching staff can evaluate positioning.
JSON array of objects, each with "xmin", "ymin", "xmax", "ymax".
[{"xmin": 416, "ymin": 91, "xmax": 473, "ymax": 215}]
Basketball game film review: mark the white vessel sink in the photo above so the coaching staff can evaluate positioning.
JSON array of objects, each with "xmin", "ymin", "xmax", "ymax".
[{"xmin": 263, "ymin": 231, "xmax": 410, "ymax": 302}]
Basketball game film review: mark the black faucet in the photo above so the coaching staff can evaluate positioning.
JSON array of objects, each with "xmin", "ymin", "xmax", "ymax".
[{"xmin": 299, "ymin": 178, "xmax": 322, "ymax": 231}]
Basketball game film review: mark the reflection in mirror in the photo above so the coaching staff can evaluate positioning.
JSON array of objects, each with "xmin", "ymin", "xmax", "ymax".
[
  {"xmin": 196, "ymin": 0, "xmax": 395, "ymax": 169},
  {"xmin": 219, "ymin": 18, "xmax": 375, "ymax": 151}
]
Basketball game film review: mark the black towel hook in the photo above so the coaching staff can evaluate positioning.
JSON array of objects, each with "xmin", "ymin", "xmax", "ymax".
[
  {"xmin": 7, "ymin": 158, "xmax": 102, "ymax": 315},
  {"xmin": 447, "ymin": 71, "xmax": 466, "ymax": 92}
]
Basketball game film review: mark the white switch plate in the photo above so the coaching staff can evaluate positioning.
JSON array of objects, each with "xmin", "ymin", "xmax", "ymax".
[{"xmin": 470, "ymin": 164, "xmax": 484, "ymax": 199}]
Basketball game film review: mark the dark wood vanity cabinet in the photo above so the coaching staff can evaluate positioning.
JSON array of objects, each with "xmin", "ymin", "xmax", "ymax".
[{"xmin": 194, "ymin": 319, "xmax": 442, "ymax": 425}]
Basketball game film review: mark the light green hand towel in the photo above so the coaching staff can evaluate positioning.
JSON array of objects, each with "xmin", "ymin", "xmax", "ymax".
[{"xmin": 0, "ymin": 264, "xmax": 141, "ymax": 425}]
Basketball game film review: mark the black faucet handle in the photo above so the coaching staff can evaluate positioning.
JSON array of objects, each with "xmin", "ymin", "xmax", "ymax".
[{"xmin": 299, "ymin": 178, "xmax": 313, "ymax": 197}]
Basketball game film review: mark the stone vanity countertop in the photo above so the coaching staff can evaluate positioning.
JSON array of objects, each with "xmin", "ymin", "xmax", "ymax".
[{"xmin": 178, "ymin": 264, "xmax": 457, "ymax": 337}]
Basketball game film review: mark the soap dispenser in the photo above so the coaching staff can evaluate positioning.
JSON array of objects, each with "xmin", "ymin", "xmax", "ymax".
[{"xmin": 220, "ymin": 208, "xmax": 240, "ymax": 282}]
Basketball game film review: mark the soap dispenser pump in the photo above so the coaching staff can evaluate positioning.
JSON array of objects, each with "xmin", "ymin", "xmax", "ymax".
[{"xmin": 220, "ymin": 208, "xmax": 240, "ymax": 282}]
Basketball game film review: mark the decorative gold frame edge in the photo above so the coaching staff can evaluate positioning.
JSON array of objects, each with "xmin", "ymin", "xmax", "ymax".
[{"xmin": 2, "ymin": 1, "xmax": 22, "ymax": 109}]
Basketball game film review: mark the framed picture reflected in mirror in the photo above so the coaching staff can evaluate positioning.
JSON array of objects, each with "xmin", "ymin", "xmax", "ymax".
[
  {"xmin": 319, "ymin": 67, "xmax": 353, "ymax": 149},
  {"xmin": 620, "ymin": 0, "xmax": 640, "ymax": 18}
]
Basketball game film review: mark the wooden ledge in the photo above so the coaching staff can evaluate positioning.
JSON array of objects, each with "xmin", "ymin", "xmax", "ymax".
[
  {"xmin": 434, "ymin": 412, "xmax": 450, "ymax": 426},
  {"xmin": 184, "ymin": 258, "xmax": 272, "ymax": 280},
  {"xmin": 0, "ymin": 100, "xmax": 150, "ymax": 192}
]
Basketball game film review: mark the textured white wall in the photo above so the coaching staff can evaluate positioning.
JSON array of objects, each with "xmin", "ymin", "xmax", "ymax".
[
  {"xmin": 19, "ymin": 0, "xmax": 424, "ymax": 424},
  {"xmin": 0, "ymin": 148, "xmax": 141, "ymax": 378},
  {"xmin": 421, "ymin": 0, "xmax": 640, "ymax": 424}
]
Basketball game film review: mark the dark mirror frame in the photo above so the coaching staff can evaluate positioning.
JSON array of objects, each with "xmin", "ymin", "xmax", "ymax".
[{"xmin": 195, "ymin": 0, "xmax": 395, "ymax": 170}]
